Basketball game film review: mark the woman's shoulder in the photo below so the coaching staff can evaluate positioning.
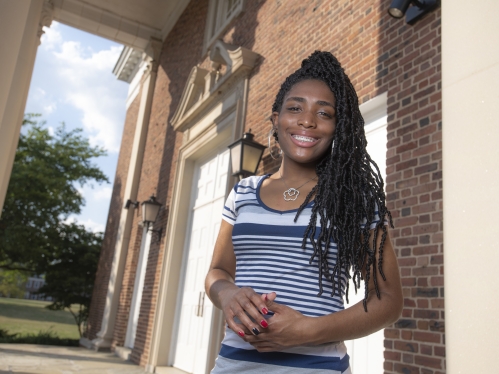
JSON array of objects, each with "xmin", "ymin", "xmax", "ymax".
[{"xmin": 233, "ymin": 174, "xmax": 269, "ymax": 191}]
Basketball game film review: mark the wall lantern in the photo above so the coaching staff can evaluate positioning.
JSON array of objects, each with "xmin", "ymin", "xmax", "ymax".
[
  {"xmin": 141, "ymin": 195, "xmax": 163, "ymax": 242},
  {"xmin": 388, "ymin": 0, "xmax": 439, "ymax": 24},
  {"xmin": 228, "ymin": 132, "xmax": 266, "ymax": 180}
]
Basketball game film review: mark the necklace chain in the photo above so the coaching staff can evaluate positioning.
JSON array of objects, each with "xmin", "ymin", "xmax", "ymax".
[{"xmin": 279, "ymin": 169, "xmax": 317, "ymax": 201}]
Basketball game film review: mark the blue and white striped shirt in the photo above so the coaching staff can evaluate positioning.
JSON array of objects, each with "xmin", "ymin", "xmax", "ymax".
[{"xmin": 212, "ymin": 175, "xmax": 379, "ymax": 373}]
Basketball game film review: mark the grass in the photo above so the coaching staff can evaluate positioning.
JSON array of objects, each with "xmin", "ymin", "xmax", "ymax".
[{"xmin": 0, "ymin": 297, "xmax": 80, "ymax": 341}]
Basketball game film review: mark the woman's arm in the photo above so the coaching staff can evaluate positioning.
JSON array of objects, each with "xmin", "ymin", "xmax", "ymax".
[
  {"xmin": 245, "ymin": 227, "xmax": 403, "ymax": 351},
  {"xmin": 205, "ymin": 220, "xmax": 270, "ymax": 336}
]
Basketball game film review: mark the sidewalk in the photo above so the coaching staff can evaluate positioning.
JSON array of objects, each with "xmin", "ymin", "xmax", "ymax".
[{"xmin": 0, "ymin": 344, "xmax": 147, "ymax": 374}]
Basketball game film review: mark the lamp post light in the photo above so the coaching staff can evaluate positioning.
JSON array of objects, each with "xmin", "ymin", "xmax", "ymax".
[
  {"xmin": 388, "ymin": 0, "xmax": 439, "ymax": 24},
  {"xmin": 228, "ymin": 132, "xmax": 266, "ymax": 180},
  {"xmin": 141, "ymin": 195, "xmax": 163, "ymax": 242}
]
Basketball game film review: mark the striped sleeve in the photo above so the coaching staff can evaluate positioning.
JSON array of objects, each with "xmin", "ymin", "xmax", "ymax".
[{"xmin": 222, "ymin": 184, "xmax": 238, "ymax": 225}]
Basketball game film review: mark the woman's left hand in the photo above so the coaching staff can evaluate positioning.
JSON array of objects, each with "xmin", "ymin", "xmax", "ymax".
[{"xmin": 243, "ymin": 293, "xmax": 311, "ymax": 352}]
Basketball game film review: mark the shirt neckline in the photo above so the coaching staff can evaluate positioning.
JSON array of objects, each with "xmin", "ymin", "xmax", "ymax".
[{"xmin": 255, "ymin": 174, "xmax": 315, "ymax": 214}]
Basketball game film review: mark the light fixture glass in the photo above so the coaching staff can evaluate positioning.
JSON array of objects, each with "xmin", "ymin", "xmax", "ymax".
[
  {"xmin": 141, "ymin": 195, "xmax": 162, "ymax": 226},
  {"xmin": 388, "ymin": 0, "xmax": 411, "ymax": 18},
  {"xmin": 228, "ymin": 132, "xmax": 266, "ymax": 180}
]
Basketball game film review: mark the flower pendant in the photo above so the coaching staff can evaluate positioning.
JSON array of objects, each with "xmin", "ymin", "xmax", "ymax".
[{"xmin": 283, "ymin": 188, "xmax": 300, "ymax": 201}]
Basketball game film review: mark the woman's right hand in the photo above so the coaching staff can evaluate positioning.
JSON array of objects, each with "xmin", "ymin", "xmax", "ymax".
[
  {"xmin": 218, "ymin": 284, "xmax": 271, "ymax": 338},
  {"xmin": 206, "ymin": 221, "xmax": 271, "ymax": 338}
]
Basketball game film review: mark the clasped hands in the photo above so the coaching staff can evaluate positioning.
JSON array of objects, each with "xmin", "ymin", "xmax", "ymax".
[{"xmin": 220, "ymin": 286, "xmax": 310, "ymax": 352}]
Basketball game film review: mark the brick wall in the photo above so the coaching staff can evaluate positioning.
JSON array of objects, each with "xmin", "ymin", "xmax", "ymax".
[
  {"xmin": 91, "ymin": 0, "xmax": 444, "ymax": 372},
  {"xmin": 86, "ymin": 88, "xmax": 141, "ymax": 340},
  {"xmin": 380, "ymin": 10, "xmax": 444, "ymax": 374}
]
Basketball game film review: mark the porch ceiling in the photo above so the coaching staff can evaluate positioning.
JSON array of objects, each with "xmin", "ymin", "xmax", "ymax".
[{"xmin": 51, "ymin": 0, "xmax": 190, "ymax": 50}]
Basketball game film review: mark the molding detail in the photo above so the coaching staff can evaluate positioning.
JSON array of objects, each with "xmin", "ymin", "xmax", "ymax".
[
  {"xmin": 113, "ymin": 47, "xmax": 143, "ymax": 83},
  {"xmin": 37, "ymin": 0, "xmax": 54, "ymax": 44},
  {"xmin": 171, "ymin": 41, "xmax": 259, "ymax": 132}
]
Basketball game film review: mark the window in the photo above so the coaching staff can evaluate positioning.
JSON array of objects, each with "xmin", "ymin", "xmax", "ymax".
[{"xmin": 204, "ymin": 0, "xmax": 245, "ymax": 53}]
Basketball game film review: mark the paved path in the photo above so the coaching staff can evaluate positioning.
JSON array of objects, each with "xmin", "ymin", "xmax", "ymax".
[{"xmin": 0, "ymin": 344, "xmax": 147, "ymax": 374}]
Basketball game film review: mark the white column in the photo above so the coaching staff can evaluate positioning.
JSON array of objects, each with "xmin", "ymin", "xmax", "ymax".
[
  {"xmin": 90, "ymin": 38, "xmax": 162, "ymax": 351},
  {"xmin": 442, "ymin": 0, "xmax": 499, "ymax": 372},
  {"xmin": 0, "ymin": 0, "xmax": 52, "ymax": 214}
]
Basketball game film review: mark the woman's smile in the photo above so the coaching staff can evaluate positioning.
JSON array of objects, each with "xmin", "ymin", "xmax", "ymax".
[{"xmin": 272, "ymin": 79, "xmax": 337, "ymax": 164}]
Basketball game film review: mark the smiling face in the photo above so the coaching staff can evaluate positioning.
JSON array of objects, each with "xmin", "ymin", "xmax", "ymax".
[{"xmin": 272, "ymin": 79, "xmax": 337, "ymax": 166}]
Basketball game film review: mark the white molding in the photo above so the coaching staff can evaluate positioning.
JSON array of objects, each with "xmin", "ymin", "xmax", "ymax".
[
  {"xmin": 203, "ymin": 0, "xmax": 245, "ymax": 55},
  {"xmin": 171, "ymin": 41, "xmax": 259, "ymax": 132},
  {"xmin": 51, "ymin": 0, "xmax": 161, "ymax": 50},
  {"xmin": 113, "ymin": 46, "xmax": 144, "ymax": 83},
  {"xmin": 359, "ymin": 92, "xmax": 388, "ymax": 126}
]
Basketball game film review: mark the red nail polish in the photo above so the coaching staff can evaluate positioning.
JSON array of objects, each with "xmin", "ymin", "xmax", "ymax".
[
  {"xmin": 265, "ymin": 294, "xmax": 268, "ymax": 301},
  {"xmin": 262, "ymin": 307, "xmax": 268, "ymax": 315},
  {"xmin": 261, "ymin": 320, "xmax": 268, "ymax": 328},
  {"xmin": 238, "ymin": 331, "xmax": 245, "ymax": 337}
]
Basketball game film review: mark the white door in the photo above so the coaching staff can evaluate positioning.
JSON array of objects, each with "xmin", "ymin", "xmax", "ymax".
[
  {"xmin": 344, "ymin": 112, "xmax": 387, "ymax": 374},
  {"xmin": 173, "ymin": 148, "xmax": 230, "ymax": 374}
]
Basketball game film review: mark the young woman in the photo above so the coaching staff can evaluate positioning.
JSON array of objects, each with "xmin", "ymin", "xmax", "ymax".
[{"xmin": 205, "ymin": 51, "xmax": 403, "ymax": 373}]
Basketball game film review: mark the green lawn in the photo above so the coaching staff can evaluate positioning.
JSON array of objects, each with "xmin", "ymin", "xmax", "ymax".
[{"xmin": 0, "ymin": 297, "xmax": 80, "ymax": 339}]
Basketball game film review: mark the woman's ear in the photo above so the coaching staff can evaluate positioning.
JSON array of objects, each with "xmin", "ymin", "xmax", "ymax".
[{"xmin": 271, "ymin": 112, "xmax": 279, "ymax": 130}]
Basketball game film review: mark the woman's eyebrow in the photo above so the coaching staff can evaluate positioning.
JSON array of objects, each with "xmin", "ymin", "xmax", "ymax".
[{"xmin": 286, "ymin": 96, "xmax": 334, "ymax": 108}]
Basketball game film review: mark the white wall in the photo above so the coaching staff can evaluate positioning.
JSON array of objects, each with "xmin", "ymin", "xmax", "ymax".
[{"xmin": 442, "ymin": 1, "xmax": 499, "ymax": 371}]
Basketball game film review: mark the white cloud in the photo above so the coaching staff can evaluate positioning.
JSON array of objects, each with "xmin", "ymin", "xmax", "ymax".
[
  {"xmin": 40, "ymin": 22, "xmax": 63, "ymax": 50},
  {"xmin": 65, "ymin": 216, "xmax": 105, "ymax": 233},
  {"xmin": 27, "ymin": 87, "xmax": 57, "ymax": 117},
  {"xmin": 93, "ymin": 186, "xmax": 112, "ymax": 201},
  {"xmin": 79, "ymin": 218, "xmax": 105, "ymax": 233},
  {"xmin": 40, "ymin": 22, "xmax": 126, "ymax": 153}
]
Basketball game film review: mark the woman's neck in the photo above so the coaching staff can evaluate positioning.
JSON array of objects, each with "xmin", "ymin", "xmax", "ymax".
[{"xmin": 277, "ymin": 157, "xmax": 318, "ymax": 182}]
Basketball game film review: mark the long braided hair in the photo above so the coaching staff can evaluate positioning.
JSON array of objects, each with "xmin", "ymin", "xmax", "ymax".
[{"xmin": 272, "ymin": 51, "xmax": 393, "ymax": 311}]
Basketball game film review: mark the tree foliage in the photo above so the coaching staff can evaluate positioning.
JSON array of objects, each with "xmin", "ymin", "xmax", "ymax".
[
  {"xmin": 0, "ymin": 115, "xmax": 108, "ymax": 273},
  {"xmin": 0, "ymin": 115, "xmax": 109, "ymax": 336},
  {"xmin": 38, "ymin": 222, "xmax": 102, "ymax": 337},
  {"xmin": 0, "ymin": 269, "xmax": 28, "ymax": 298}
]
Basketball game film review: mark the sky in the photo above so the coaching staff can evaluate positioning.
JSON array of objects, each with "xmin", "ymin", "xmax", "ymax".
[{"xmin": 25, "ymin": 21, "xmax": 129, "ymax": 233}]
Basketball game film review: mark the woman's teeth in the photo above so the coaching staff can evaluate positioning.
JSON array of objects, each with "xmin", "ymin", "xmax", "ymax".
[{"xmin": 293, "ymin": 135, "xmax": 316, "ymax": 142}]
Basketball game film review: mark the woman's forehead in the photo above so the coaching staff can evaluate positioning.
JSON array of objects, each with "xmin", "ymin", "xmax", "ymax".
[{"xmin": 285, "ymin": 79, "xmax": 336, "ymax": 102}]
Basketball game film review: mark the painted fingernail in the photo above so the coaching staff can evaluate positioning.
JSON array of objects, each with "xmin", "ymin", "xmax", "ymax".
[
  {"xmin": 238, "ymin": 331, "xmax": 245, "ymax": 337},
  {"xmin": 262, "ymin": 307, "xmax": 268, "ymax": 315},
  {"xmin": 252, "ymin": 327, "xmax": 260, "ymax": 335},
  {"xmin": 260, "ymin": 320, "xmax": 268, "ymax": 328},
  {"xmin": 264, "ymin": 294, "xmax": 268, "ymax": 301}
]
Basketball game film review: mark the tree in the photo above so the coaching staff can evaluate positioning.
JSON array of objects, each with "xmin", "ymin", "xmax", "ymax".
[
  {"xmin": 0, "ymin": 115, "xmax": 108, "ymax": 273},
  {"xmin": 0, "ymin": 115, "xmax": 108, "ymax": 336},
  {"xmin": 38, "ymin": 222, "xmax": 102, "ymax": 337},
  {"xmin": 0, "ymin": 269, "xmax": 28, "ymax": 298}
]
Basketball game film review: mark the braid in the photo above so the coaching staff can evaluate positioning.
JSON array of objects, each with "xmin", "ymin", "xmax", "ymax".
[{"xmin": 273, "ymin": 51, "xmax": 393, "ymax": 311}]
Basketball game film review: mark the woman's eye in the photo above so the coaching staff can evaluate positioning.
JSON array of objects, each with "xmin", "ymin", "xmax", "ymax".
[
  {"xmin": 318, "ymin": 111, "xmax": 333, "ymax": 118},
  {"xmin": 287, "ymin": 106, "xmax": 300, "ymax": 112}
]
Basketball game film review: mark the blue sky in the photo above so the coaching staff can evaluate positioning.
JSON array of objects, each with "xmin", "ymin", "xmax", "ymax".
[{"xmin": 25, "ymin": 21, "xmax": 129, "ymax": 233}]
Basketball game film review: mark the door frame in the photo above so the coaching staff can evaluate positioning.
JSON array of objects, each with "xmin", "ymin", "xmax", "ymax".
[
  {"xmin": 171, "ymin": 143, "xmax": 231, "ymax": 372},
  {"xmin": 148, "ymin": 102, "xmax": 241, "ymax": 371}
]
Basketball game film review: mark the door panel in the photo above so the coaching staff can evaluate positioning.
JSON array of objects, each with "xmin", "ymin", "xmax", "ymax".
[{"xmin": 174, "ymin": 148, "xmax": 229, "ymax": 374}]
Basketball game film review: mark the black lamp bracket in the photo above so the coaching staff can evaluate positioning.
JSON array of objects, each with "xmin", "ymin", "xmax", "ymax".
[
  {"xmin": 406, "ymin": 0, "xmax": 439, "ymax": 24},
  {"xmin": 125, "ymin": 199, "xmax": 139, "ymax": 209},
  {"xmin": 144, "ymin": 221, "xmax": 163, "ymax": 243}
]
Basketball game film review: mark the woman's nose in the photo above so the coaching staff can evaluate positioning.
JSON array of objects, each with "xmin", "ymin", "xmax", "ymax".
[{"xmin": 298, "ymin": 111, "xmax": 316, "ymax": 128}]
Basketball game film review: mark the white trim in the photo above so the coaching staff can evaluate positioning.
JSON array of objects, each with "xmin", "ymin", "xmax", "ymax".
[
  {"xmin": 203, "ymin": 0, "xmax": 245, "ymax": 55},
  {"xmin": 113, "ymin": 46, "xmax": 143, "ymax": 83},
  {"xmin": 359, "ymin": 92, "xmax": 388, "ymax": 126},
  {"xmin": 171, "ymin": 41, "xmax": 259, "ymax": 132},
  {"xmin": 124, "ymin": 227, "xmax": 152, "ymax": 349}
]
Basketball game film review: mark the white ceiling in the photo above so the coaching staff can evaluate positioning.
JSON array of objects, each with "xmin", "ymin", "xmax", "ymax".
[{"xmin": 51, "ymin": 0, "xmax": 190, "ymax": 50}]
